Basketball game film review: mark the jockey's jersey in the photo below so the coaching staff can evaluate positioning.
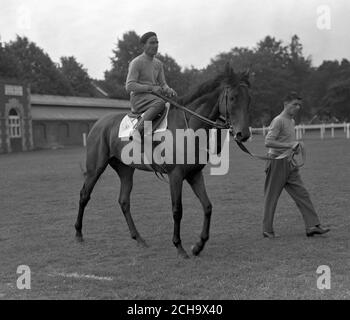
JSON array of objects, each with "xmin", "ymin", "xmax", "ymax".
[
  {"xmin": 125, "ymin": 53, "xmax": 167, "ymax": 97},
  {"xmin": 265, "ymin": 115, "xmax": 295, "ymax": 157}
]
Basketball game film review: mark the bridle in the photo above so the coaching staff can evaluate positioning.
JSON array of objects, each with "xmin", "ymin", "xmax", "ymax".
[{"xmin": 218, "ymin": 82, "xmax": 250, "ymax": 137}]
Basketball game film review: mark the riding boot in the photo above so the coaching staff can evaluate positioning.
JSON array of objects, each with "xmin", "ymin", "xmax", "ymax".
[
  {"xmin": 130, "ymin": 105, "xmax": 164, "ymax": 142},
  {"xmin": 141, "ymin": 105, "xmax": 164, "ymax": 135},
  {"xmin": 129, "ymin": 118, "xmax": 145, "ymax": 143}
]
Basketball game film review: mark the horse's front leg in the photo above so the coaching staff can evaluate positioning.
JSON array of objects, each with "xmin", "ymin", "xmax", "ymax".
[
  {"xmin": 186, "ymin": 170, "xmax": 212, "ymax": 256},
  {"xmin": 169, "ymin": 169, "xmax": 189, "ymax": 259}
]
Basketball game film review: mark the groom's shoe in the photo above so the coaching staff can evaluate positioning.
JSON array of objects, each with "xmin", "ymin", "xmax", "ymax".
[
  {"xmin": 263, "ymin": 231, "xmax": 279, "ymax": 239},
  {"xmin": 306, "ymin": 225, "xmax": 330, "ymax": 237}
]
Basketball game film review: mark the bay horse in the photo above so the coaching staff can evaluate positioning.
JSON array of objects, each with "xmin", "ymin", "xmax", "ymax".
[{"xmin": 75, "ymin": 64, "xmax": 251, "ymax": 258}]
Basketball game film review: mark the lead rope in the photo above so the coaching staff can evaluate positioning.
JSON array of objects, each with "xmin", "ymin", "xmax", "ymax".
[{"xmin": 234, "ymin": 139, "xmax": 306, "ymax": 167}]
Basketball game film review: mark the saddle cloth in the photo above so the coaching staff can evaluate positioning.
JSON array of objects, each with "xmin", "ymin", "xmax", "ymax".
[{"xmin": 118, "ymin": 102, "xmax": 170, "ymax": 138}]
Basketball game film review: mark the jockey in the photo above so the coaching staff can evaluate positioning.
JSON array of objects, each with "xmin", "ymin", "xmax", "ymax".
[{"xmin": 125, "ymin": 32, "xmax": 177, "ymax": 139}]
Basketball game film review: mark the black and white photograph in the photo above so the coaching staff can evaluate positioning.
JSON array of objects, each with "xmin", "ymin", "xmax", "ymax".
[{"xmin": 0, "ymin": 0, "xmax": 349, "ymax": 304}]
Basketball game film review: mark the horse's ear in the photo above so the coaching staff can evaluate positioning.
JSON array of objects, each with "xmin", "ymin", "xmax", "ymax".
[
  {"xmin": 243, "ymin": 64, "xmax": 254, "ymax": 78},
  {"xmin": 242, "ymin": 68, "xmax": 250, "ymax": 78},
  {"xmin": 224, "ymin": 62, "xmax": 235, "ymax": 78},
  {"xmin": 224, "ymin": 61, "xmax": 231, "ymax": 75}
]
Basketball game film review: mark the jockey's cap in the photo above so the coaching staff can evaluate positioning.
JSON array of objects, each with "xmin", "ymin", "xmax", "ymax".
[{"xmin": 140, "ymin": 32, "xmax": 157, "ymax": 44}]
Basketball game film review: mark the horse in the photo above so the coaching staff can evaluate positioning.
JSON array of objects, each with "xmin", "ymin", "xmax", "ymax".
[{"xmin": 74, "ymin": 63, "xmax": 251, "ymax": 259}]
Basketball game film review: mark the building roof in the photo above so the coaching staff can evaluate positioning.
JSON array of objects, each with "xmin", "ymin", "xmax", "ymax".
[
  {"xmin": 30, "ymin": 94, "xmax": 130, "ymax": 121},
  {"xmin": 31, "ymin": 94, "xmax": 129, "ymax": 109},
  {"xmin": 31, "ymin": 106, "xmax": 124, "ymax": 121}
]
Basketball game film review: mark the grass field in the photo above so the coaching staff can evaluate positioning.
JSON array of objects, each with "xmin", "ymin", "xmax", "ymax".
[{"xmin": 0, "ymin": 134, "xmax": 349, "ymax": 299}]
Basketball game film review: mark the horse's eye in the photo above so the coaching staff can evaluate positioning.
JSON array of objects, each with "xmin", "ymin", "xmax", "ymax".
[{"xmin": 230, "ymin": 93, "xmax": 238, "ymax": 101}]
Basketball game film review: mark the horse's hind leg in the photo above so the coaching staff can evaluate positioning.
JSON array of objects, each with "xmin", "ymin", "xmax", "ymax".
[
  {"xmin": 186, "ymin": 170, "xmax": 212, "ymax": 256},
  {"xmin": 75, "ymin": 153, "xmax": 108, "ymax": 241},
  {"xmin": 169, "ymin": 169, "xmax": 189, "ymax": 259},
  {"xmin": 109, "ymin": 158, "xmax": 148, "ymax": 248}
]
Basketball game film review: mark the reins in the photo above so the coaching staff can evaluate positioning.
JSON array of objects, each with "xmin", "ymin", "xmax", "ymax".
[
  {"xmin": 151, "ymin": 87, "xmax": 306, "ymax": 168},
  {"xmin": 151, "ymin": 91, "xmax": 230, "ymax": 129}
]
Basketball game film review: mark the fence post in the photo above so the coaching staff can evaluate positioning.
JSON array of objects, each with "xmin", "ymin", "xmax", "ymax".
[
  {"xmin": 320, "ymin": 124, "xmax": 324, "ymax": 139},
  {"xmin": 249, "ymin": 127, "xmax": 253, "ymax": 141},
  {"xmin": 331, "ymin": 123, "xmax": 335, "ymax": 138},
  {"xmin": 83, "ymin": 133, "xmax": 87, "ymax": 147},
  {"xmin": 262, "ymin": 126, "xmax": 266, "ymax": 136},
  {"xmin": 347, "ymin": 123, "xmax": 350, "ymax": 139},
  {"xmin": 296, "ymin": 125, "xmax": 301, "ymax": 140}
]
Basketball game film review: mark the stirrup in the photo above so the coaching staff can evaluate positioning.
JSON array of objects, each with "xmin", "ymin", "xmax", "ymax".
[{"xmin": 129, "ymin": 129, "xmax": 143, "ymax": 143}]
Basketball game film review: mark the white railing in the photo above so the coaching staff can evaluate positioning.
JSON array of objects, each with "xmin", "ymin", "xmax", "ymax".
[{"xmin": 250, "ymin": 123, "xmax": 350, "ymax": 140}]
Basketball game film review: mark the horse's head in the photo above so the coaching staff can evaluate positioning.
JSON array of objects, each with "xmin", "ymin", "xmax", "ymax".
[{"xmin": 218, "ymin": 63, "xmax": 251, "ymax": 142}]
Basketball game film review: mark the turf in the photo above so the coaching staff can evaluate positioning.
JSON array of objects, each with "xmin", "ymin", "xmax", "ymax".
[{"xmin": 0, "ymin": 134, "xmax": 349, "ymax": 299}]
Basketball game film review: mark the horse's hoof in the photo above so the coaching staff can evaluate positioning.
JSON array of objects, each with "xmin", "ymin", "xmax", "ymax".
[
  {"xmin": 178, "ymin": 249, "xmax": 190, "ymax": 259},
  {"xmin": 75, "ymin": 232, "xmax": 84, "ymax": 242},
  {"xmin": 180, "ymin": 253, "xmax": 190, "ymax": 259},
  {"xmin": 191, "ymin": 244, "xmax": 202, "ymax": 256},
  {"xmin": 76, "ymin": 237, "xmax": 84, "ymax": 243},
  {"xmin": 137, "ymin": 239, "xmax": 149, "ymax": 248}
]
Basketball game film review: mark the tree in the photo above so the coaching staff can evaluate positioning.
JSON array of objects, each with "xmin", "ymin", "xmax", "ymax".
[
  {"xmin": 304, "ymin": 59, "xmax": 350, "ymax": 121},
  {"xmin": 156, "ymin": 53, "xmax": 188, "ymax": 96},
  {"xmin": 189, "ymin": 36, "xmax": 309, "ymax": 126},
  {"xmin": 320, "ymin": 78, "xmax": 350, "ymax": 121},
  {"xmin": 104, "ymin": 31, "xmax": 142, "ymax": 98},
  {"xmin": 0, "ymin": 44, "xmax": 21, "ymax": 79},
  {"xmin": 4, "ymin": 36, "xmax": 74, "ymax": 95},
  {"xmin": 248, "ymin": 37, "xmax": 292, "ymax": 124},
  {"xmin": 286, "ymin": 35, "xmax": 312, "ymax": 120},
  {"xmin": 255, "ymin": 36, "xmax": 290, "ymax": 68},
  {"xmin": 60, "ymin": 56, "xmax": 95, "ymax": 97}
]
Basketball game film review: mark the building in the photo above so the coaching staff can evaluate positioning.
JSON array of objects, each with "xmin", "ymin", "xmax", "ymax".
[
  {"xmin": 31, "ymin": 94, "xmax": 129, "ymax": 149},
  {"xmin": 0, "ymin": 79, "xmax": 130, "ymax": 153},
  {"xmin": 0, "ymin": 79, "xmax": 33, "ymax": 153}
]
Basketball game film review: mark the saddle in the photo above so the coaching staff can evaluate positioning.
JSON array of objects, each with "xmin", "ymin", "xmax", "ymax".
[
  {"xmin": 128, "ymin": 108, "xmax": 167, "ymax": 133},
  {"xmin": 118, "ymin": 104, "xmax": 170, "ymax": 175},
  {"xmin": 118, "ymin": 102, "xmax": 170, "ymax": 139}
]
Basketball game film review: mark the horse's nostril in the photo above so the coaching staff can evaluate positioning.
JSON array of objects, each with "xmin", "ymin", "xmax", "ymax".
[
  {"xmin": 236, "ymin": 131, "xmax": 251, "ymax": 142},
  {"xmin": 235, "ymin": 132, "xmax": 243, "ymax": 142}
]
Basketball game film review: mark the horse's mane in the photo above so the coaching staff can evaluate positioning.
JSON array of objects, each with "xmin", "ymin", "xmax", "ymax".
[{"xmin": 179, "ymin": 70, "xmax": 250, "ymax": 106}]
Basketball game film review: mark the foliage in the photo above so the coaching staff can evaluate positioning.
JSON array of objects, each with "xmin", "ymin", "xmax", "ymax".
[
  {"xmin": 59, "ymin": 56, "xmax": 96, "ymax": 97},
  {"xmin": 103, "ymin": 31, "xmax": 142, "ymax": 99},
  {"xmin": 1, "ymin": 36, "xmax": 74, "ymax": 95},
  {"xmin": 1, "ymin": 32, "xmax": 350, "ymax": 123}
]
